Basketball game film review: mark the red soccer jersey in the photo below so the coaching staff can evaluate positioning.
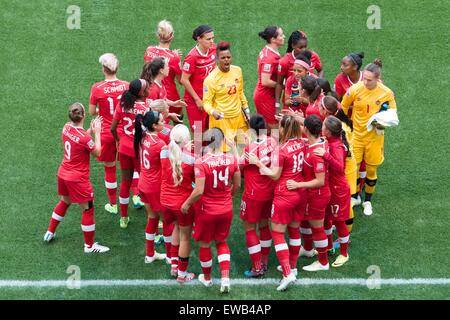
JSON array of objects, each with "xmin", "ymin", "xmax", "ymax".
[
  {"xmin": 323, "ymin": 136, "xmax": 349, "ymax": 192},
  {"xmin": 278, "ymin": 50, "xmax": 322, "ymax": 80},
  {"xmin": 182, "ymin": 44, "xmax": 217, "ymax": 101},
  {"xmin": 157, "ymin": 124, "xmax": 173, "ymax": 145},
  {"xmin": 113, "ymin": 101, "xmax": 149, "ymax": 157},
  {"xmin": 138, "ymin": 132, "xmax": 166, "ymax": 194},
  {"xmin": 194, "ymin": 153, "xmax": 239, "ymax": 215},
  {"xmin": 241, "ymin": 136, "xmax": 277, "ymax": 201},
  {"xmin": 255, "ymin": 46, "xmax": 280, "ymax": 97},
  {"xmin": 144, "ymin": 46, "xmax": 182, "ymax": 101},
  {"xmin": 90, "ymin": 80, "xmax": 129, "ymax": 138},
  {"xmin": 57, "ymin": 123, "xmax": 96, "ymax": 182},
  {"xmin": 334, "ymin": 71, "xmax": 363, "ymax": 97},
  {"xmin": 284, "ymin": 75, "xmax": 308, "ymax": 113},
  {"xmin": 305, "ymin": 94, "xmax": 326, "ymax": 121},
  {"xmin": 274, "ymin": 138, "xmax": 306, "ymax": 196},
  {"xmin": 160, "ymin": 146, "xmax": 195, "ymax": 209},
  {"xmin": 146, "ymin": 80, "xmax": 167, "ymax": 105},
  {"xmin": 303, "ymin": 138, "xmax": 330, "ymax": 195}
]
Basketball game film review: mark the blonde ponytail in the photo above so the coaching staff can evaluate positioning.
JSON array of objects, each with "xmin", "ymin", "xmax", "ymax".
[{"xmin": 168, "ymin": 124, "xmax": 191, "ymax": 186}]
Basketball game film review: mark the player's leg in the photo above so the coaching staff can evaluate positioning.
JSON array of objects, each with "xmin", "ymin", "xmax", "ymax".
[
  {"xmin": 215, "ymin": 212, "xmax": 233, "ymax": 293},
  {"xmin": 45, "ymin": 178, "xmax": 71, "ymax": 242},
  {"xmin": 131, "ymin": 171, "xmax": 144, "ymax": 209},
  {"xmin": 194, "ymin": 212, "xmax": 213, "ymax": 287},
  {"xmin": 170, "ymin": 222, "xmax": 180, "ymax": 277},
  {"xmin": 118, "ymin": 153, "xmax": 133, "ymax": 228},
  {"xmin": 362, "ymin": 137, "xmax": 384, "ymax": 216},
  {"xmin": 144, "ymin": 202, "xmax": 166, "ymax": 263},
  {"xmin": 241, "ymin": 198, "xmax": 263, "ymax": 277},
  {"xmin": 103, "ymin": 161, "xmax": 118, "ymax": 214},
  {"xmin": 258, "ymin": 201, "xmax": 273, "ymax": 272},
  {"xmin": 287, "ymin": 221, "xmax": 301, "ymax": 271},
  {"xmin": 177, "ymin": 206, "xmax": 195, "ymax": 283},
  {"xmin": 271, "ymin": 217, "xmax": 296, "ymax": 291},
  {"xmin": 351, "ymin": 140, "xmax": 365, "ymax": 206},
  {"xmin": 303, "ymin": 219, "xmax": 329, "ymax": 271}
]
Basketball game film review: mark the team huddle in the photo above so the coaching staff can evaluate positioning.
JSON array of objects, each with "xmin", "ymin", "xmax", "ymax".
[{"xmin": 43, "ymin": 20, "xmax": 399, "ymax": 292}]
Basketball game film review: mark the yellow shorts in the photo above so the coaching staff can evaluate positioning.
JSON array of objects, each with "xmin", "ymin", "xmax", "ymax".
[
  {"xmin": 345, "ymin": 156, "xmax": 357, "ymax": 195},
  {"xmin": 209, "ymin": 112, "xmax": 249, "ymax": 146},
  {"xmin": 353, "ymin": 135, "xmax": 384, "ymax": 166}
]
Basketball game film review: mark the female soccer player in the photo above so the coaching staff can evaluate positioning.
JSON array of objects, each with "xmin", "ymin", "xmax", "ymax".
[
  {"xmin": 44, "ymin": 103, "xmax": 109, "ymax": 253},
  {"xmin": 319, "ymin": 96, "xmax": 357, "ymax": 233},
  {"xmin": 111, "ymin": 79, "xmax": 150, "ymax": 228},
  {"xmin": 180, "ymin": 25, "xmax": 216, "ymax": 133},
  {"xmin": 240, "ymin": 114, "xmax": 276, "ymax": 277},
  {"xmin": 314, "ymin": 116, "xmax": 351, "ymax": 267},
  {"xmin": 275, "ymin": 30, "xmax": 323, "ymax": 110},
  {"xmin": 286, "ymin": 115, "xmax": 330, "ymax": 272},
  {"xmin": 334, "ymin": 52, "xmax": 364, "ymax": 101},
  {"xmin": 143, "ymin": 57, "xmax": 186, "ymax": 117},
  {"xmin": 160, "ymin": 124, "xmax": 196, "ymax": 283},
  {"xmin": 203, "ymin": 41, "xmax": 250, "ymax": 148},
  {"xmin": 134, "ymin": 110, "xmax": 167, "ymax": 264},
  {"xmin": 144, "ymin": 20, "xmax": 183, "ymax": 115},
  {"xmin": 89, "ymin": 53, "xmax": 129, "ymax": 215},
  {"xmin": 247, "ymin": 114, "xmax": 306, "ymax": 291},
  {"xmin": 341, "ymin": 60, "xmax": 397, "ymax": 216},
  {"xmin": 181, "ymin": 128, "xmax": 240, "ymax": 293},
  {"xmin": 283, "ymin": 55, "xmax": 314, "ymax": 112},
  {"xmin": 301, "ymin": 76, "xmax": 325, "ymax": 119},
  {"xmin": 254, "ymin": 26, "xmax": 285, "ymax": 130}
]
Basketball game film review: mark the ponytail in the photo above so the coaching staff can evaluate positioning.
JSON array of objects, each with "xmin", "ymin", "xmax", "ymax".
[
  {"xmin": 168, "ymin": 140, "xmax": 184, "ymax": 186},
  {"xmin": 133, "ymin": 110, "xmax": 161, "ymax": 159},
  {"xmin": 287, "ymin": 30, "xmax": 307, "ymax": 53},
  {"xmin": 121, "ymin": 79, "xmax": 148, "ymax": 110},
  {"xmin": 341, "ymin": 130, "xmax": 352, "ymax": 158},
  {"xmin": 335, "ymin": 109, "xmax": 353, "ymax": 131}
]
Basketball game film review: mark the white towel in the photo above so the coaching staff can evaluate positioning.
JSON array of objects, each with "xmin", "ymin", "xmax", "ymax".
[{"xmin": 367, "ymin": 109, "xmax": 399, "ymax": 134}]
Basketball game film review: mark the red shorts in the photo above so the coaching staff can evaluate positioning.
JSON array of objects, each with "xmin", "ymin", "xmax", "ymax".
[
  {"xmin": 326, "ymin": 192, "xmax": 350, "ymax": 222},
  {"xmin": 305, "ymin": 191, "xmax": 331, "ymax": 220},
  {"xmin": 139, "ymin": 190, "xmax": 162, "ymax": 212},
  {"xmin": 254, "ymin": 91, "xmax": 277, "ymax": 125},
  {"xmin": 193, "ymin": 211, "xmax": 232, "ymax": 243},
  {"xmin": 240, "ymin": 196, "xmax": 273, "ymax": 223},
  {"xmin": 118, "ymin": 152, "xmax": 140, "ymax": 171},
  {"xmin": 97, "ymin": 135, "xmax": 117, "ymax": 162},
  {"xmin": 271, "ymin": 192, "xmax": 306, "ymax": 225},
  {"xmin": 185, "ymin": 98, "xmax": 209, "ymax": 133},
  {"xmin": 162, "ymin": 206, "xmax": 195, "ymax": 227},
  {"xmin": 57, "ymin": 177, "xmax": 94, "ymax": 203}
]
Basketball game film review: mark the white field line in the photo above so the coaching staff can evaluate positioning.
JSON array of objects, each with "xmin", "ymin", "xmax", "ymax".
[{"xmin": 0, "ymin": 278, "xmax": 449, "ymax": 288}]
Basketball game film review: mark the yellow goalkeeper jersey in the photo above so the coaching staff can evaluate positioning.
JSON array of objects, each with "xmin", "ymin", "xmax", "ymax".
[
  {"xmin": 341, "ymin": 81, "xmax": 396, "ymax": 141},
  {"xmin": 203, "ymin": 65, "xmax": 248, "ymax": 118}
]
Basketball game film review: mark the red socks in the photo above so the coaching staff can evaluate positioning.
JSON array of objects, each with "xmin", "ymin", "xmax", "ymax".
[
  {"xmin": 199, "ymin": 247, "xmax": 213, "ymax": 280},
  {"xmin": 300, "ymin": 221, "xmax": 314, "ymax": 251},
  {"xmin": 288, "ymin": 226, "xmax": 301, "ymax": 269},
  {"xmin": 272, "ymin": 230, "xmax": 290, "ymax": 277},
  {"xmin": 245, "ymin": 229, "xmax": 262, "ymax": 271},
  {"xmin": 119, "ymin": 178, "xmax": 132, "ymax": 217},
  {"xmin": 335, "ymin": 221, "xmax": 350, "ymax": 256},
  {"xmin": 216, "ymin": 242, "xmax": 230, "ymax": 279},
  {"xmin": 48, "ymin": 201, "xmax": 69, "ymax": 233},
  {"xmin": 259, "ymin": 226, "xmax": 272, "ymax": 266},
  {"xmin": 81, "ymin": 207, "xmax": 95, "ymax": 247},
  {"xmin": 131, "ymin": 171, "xmax": 139, "ymax": 196},
  {"xmin": 104, "ymin": 165, "xmax": 117, "ymax": 205},
  {"xmin": 324, "ymin": 219, "xmax": 334, "ymax": 251},
  {"xmin": 311, "ymin": 227, "xmax": 329, "ymax": 266},
  {"xmin": 145, "ymin": 217, "xmax": 159, "ymax": 257}
]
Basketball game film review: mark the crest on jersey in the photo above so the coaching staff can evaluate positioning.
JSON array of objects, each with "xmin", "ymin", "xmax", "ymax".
[
  {"xmin": 183, "ymin": 62, "xmax": 190, "ymax": 71},
  {"xmin": 235, "ymin": 78, "xmax": 239, "ymax": 84},
  {"xmin": 376, "ymin": 100, "xmax": 381, "ymax": 105},
  {"xmin": 87, "ymin": 140, "xmax": 94, "ymax": 149},
  {"xmin": 316, "ymin": 162, "xmax": 324, "ymax": 171},
  {"xmin": 263, "ymin": 64, "xmax": 271, "ymax": 72}
]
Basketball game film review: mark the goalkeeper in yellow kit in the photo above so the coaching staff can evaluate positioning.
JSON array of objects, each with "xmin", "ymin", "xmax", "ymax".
[
  {"xmin": 203, "ymin": 41, "xmax": 250, "ymax": 151},
  {"xmin": 341, "ymin": 59, "xmax": 397, "ymax": 216}
]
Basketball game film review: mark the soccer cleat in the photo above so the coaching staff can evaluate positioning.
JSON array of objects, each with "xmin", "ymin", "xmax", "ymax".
[
  {"xmin": 220, "ymin": 278, "xmax": 230, "ymax": 293},
  {"xmin": 144, "ymin": 252, "xmax": 167, "ymax": 264},
  {"xmin": 198, "ymin": 274, "xmax": 213, "ymax": 287},
  {"xmin": 84, "ymin": 242, "xmax": 110, "ymax": 253},
  {"xmin": 332, "ymin": 254, "xmax": 349, "ymax": 268},
  {"xmin": 243, "ymin": 268, "xmax": 264, "ymax": 278},
  {"xmin": 104, "ymin": 203, "xmax": 118, "ymax": 215},
  {"xmin": 276, "ymin": 266, "xmax": 298, "ymax": 277},
  {"xmin": 177, "ymin": 272, "xmax": 195, "ymax": 284},
  {"xmin": 351, "ymin": 195, "xmax": 362, "ymax": 207},
  {"xmin": 154, "ymin": 234, "xmax": 164, "ymax": 245},
  {"xmin": 299, "ymin": 247, "xmax": 318, "ymax": 257},
  {"xmin": 276, "ymin": 272, "xmax": 296, "ymax": 291},
  {"xmin": 132, "ymin": 195, "xmax": 144, "ymax": 209},
  {"xmin": 302, "ymin": 261, "xmax": 330, "ymax": 272},
  {"xmin": 119, "ymin": 216, "xmax": 130, "ymax": 229},
  {"xmin": 362, "ymin": 201, "xmax": 373, "ymax": 216},
  {"xmin": 43, "ymin": 231, "xmax": 55, "ymax": 242}
]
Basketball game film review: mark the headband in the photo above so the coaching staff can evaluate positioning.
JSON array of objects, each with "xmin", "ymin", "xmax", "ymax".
[
  {"xmin": 347, "ymin": 53, "xmax": 362, "ymax": 67},
  {"xmin": 138, "ymin": 79, "xmax": 148, "ymax": 97},
  {"xmin": 294, "ymin": 59, "xmax": 311, "ymax": 70}
]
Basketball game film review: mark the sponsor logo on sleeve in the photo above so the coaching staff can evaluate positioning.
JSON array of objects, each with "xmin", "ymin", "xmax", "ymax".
[
  {"xmin": 264, "ymin": 63, "xmax": 271, "ymax": 72},
  {"xmin": 88, "ymin": 140, "xmax": 95, "ymax": 149},
  {"xmin": 316, "ymin": 162, "xmax": 324, "ymax": 171},
  {"xmin": 183, "ymin": 62, "xmax": 190, "ymax": 71}
]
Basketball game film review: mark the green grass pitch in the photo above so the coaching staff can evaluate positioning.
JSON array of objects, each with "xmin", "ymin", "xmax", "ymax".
[{"xmin": 0, "ymin": 0, "xmax": 449, "ymax": 300}]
